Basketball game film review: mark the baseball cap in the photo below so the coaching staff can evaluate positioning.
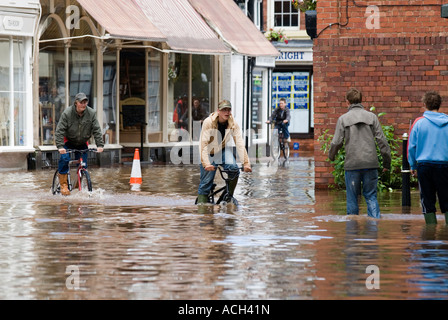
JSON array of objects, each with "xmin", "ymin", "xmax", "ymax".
[
  {"xmin": 75, "ymin": 92, "xmax": 89, "ymax": 102},
  {"xmin": 218, "ymin": 100, "xmax": 232, "ymax": 110}
]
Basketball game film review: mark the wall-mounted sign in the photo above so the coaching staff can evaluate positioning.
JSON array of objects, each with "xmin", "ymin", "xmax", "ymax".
[
  {"xmin": 3, "ymin": 16, "xmax": 23, "ymax": 31},
  {"xmin": 276, "ymin": 50, "xmax": 313, "ymax": 63},
  {"xmin": 0, "ymin": 12, "xmax": 37, "ymax": 36}
]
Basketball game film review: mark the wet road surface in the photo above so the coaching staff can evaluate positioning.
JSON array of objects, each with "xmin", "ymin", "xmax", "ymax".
[{"xmin": 0, "ymin": 156, "xmax": 447, "ymax": 299}]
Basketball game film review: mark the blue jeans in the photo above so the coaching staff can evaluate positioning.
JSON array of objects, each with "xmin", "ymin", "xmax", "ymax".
[
  {"xmin": 198, "ymin": 148, "xmax": 239, "ymax": 195},
  {"xmin": 345, "ymin": 169, "xmax": 381, "ymax": 218},
  {"xmin": 58, "ymin": 144, "xmax": 88, "ymax": 174},
  {"xmin": 275, "ymin": 122, "xmax": 290, "ymax": 139}
]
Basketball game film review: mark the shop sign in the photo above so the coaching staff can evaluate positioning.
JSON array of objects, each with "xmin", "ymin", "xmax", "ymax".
[
  {"xmin": 0, "ymin": 13, "xmax": 37, "ymax": 36},
  {"xmin": 255, "ymin": 56, "xmax": 276, "ymax": 68},
  {"xmin": 3, "ymin": 16, "xmax": 23, "ymax": 31},
  {"xmin": 276, "ymin": 50, "xmax": 313, "ymax": 62}
]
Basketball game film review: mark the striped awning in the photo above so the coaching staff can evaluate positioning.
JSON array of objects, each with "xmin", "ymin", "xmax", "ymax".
[
  {"xmin": 189, "ymin": 0, "xmax": 279, "ymax": 57},
  {"xmin": 77, "ymin": 0, "xmax": 167, "ymax": 42},
  {"xmin": 134, "ymin": 0, "xmax": 230, "ymax": 54}
]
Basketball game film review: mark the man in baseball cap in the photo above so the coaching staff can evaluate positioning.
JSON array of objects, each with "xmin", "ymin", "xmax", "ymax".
[
  {"xmin": 196, "ymin": 99, "xmax": 251, "ymax": 204},
  {"xmin": 54, "ymin": 93, "xmax": 104, "ymax": 195}
]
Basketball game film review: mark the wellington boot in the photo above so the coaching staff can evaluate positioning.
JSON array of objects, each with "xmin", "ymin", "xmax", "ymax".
[
  {"xmin": 228, "ymin": 176, "xmax": 239, "ymax": 197},
  {"xmin": 424, "ymin": 212, "xmax": 437, "ymax": 224},
  {"xmin": 58, "ymin": 173, "xmax": 70, "ymax": 196},
  {"xmin": 197, "ymin": 194, "xmax": 209, "ymax": 204}
]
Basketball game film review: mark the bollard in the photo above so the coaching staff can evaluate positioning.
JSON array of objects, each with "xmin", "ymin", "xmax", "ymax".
[{"xmin": 402, "ymin": 133, "xmax": 411, "ymax": 208}]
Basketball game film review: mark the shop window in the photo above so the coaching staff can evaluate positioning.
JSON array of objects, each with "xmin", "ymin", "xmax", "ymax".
[
  {"xmin": 274, "ymin": 0, "xmax": 299, "ymax": 27},
  {"xmin": 251, "ymin": 69, "xmax": 265, "ymax": 140},
  {"xmin": 168, "ymin": 53, "xmax": 190, "ymax": 142},
  {"xmin": 103, "ymin": 49, "xmax": 117, "ymax": 145},
  {"xmin": 39, "ymin": 16, "xmax": 66, "ymax": 145},
  {"xmin": 0, "ymin": 37, "xmax": 29, "ymax": 147},
  {"xmin": 147, "ymin": 51, "xmax": 161, "ymax": 143},
  {"xmin": 192, "ymin": 55, "xmax": 212, "ymax": 141}
]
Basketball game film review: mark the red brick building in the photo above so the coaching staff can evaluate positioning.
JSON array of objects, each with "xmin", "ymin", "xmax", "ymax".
[{"xmin": 313, "ymin": 0, "xmax": 448, "ymax": 188}]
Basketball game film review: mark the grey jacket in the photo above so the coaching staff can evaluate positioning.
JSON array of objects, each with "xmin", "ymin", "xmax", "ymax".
[
  {"xmin": 55, "ymin": 105, "xmax": 104, "ymax": 149},
  {"xmin": 329, "ymin": 104, "xmax": 391, "ymax": 170}
]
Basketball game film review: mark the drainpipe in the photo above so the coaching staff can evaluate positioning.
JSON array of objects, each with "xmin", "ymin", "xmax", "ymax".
[{"xmin": 245, "ymin": 57, "xmax": 254, "ymax": 150}]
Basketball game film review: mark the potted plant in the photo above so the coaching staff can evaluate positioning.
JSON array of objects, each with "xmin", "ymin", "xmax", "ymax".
[
  {"xmin": 265, "ymin": 28, "xmax": 289, "ymax": 44},
  {"xmin": 292, "ymin": 0, "xmax": 316, "ymax": 12}
]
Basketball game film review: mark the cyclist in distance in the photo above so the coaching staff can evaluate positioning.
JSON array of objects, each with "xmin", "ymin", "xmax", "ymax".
[
  {"xmin": 197, "ymin": 100, "xmax": 252, "ymax": 204},
  {"xmin": 55, "ymin": 92, "xmax": 104, "ymax": 196},
  {"xmin": 266, "ymin": 98, "xmax": 291, "ymax": 142}
]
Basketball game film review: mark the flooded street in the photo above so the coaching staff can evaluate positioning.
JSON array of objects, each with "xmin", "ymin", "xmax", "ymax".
[{"xmin": 0, "ymin": 155, "xmax": 447, "ymax": 300}]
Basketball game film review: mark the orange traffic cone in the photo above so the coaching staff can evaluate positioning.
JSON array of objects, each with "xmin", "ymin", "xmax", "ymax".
[{"xmin": 130, "ymin": 148, "xmax": 142, "ymax": 190}]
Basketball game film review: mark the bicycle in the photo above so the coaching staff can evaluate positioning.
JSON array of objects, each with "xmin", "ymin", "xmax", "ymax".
[
  {"xmin": 195, "ymin": 166, "xmax": 242, "ymax": 206},
  {"xmin": 51, "ymin": 149, "xmax": 97, "ymax": 195},
  {"xmin": 271, "ymin": 122, "xmax": 290, "ymax": 161}
]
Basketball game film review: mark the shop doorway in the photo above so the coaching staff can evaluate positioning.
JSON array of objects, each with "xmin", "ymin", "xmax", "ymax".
[{"xmin": 119, "ymin": 50, "xmax": 146, "ymax": 144}]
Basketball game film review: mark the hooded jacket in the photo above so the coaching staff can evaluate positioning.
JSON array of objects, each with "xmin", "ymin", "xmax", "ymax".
[
  {"xmin": 55, "ymin": 104, "xmax": 104, "ymax": 149},
  {"xmin": 408, "ymin": 110, "xmax": 448, "ymax": 170},
  {"xmin": 329, "ymin": 103, "xmax": 391, "ymax": 170},
  {"xmin": 199, "ymin": 112, "xmax": 250, "ymax": 168}
]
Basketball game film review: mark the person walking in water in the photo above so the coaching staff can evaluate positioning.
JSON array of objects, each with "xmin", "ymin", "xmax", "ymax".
[
  {"xmin": 328, "ymin": 88, "xmax": 391, "ymax": 219},
  {"xmin": 408, "ymin": 91, "xmax": 448, "ymax": 224}
]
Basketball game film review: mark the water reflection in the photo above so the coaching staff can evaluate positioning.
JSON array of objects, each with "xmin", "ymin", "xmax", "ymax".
[{"xmin": 0, "ymin": 157, "xmax": 447, "ymax": 299}]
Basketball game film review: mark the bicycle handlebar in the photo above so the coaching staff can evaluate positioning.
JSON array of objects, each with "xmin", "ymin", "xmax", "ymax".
[
  {"xmin": 65, "ymin": 148, "xmax": 98, "ymax": 154},
  {"xmin": 216, "ymin": 165, "xmax": 243, "ymax": 181}
]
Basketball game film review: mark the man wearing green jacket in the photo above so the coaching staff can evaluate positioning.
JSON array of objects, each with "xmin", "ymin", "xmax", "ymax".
[{"xmin": 55, "ymin": 92, "xmax": 104, "ymax": 196}]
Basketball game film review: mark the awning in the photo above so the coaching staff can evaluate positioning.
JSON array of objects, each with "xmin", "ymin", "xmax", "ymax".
[
  {"xmin": 134, "ymin": 0, "xmax": 230, "ymax": 54},
  {"xmin": 77, "ymin": 0, "xmax": 167, "ymax": 42},
  {"xmin": 188, "ymin": 0, "xmax": 279, "ymax": 57}
]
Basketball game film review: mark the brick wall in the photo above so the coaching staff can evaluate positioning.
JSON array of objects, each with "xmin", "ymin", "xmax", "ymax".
[{"xmin": 313, "ymin": 0, "xmax": 448, "ymax": 188}]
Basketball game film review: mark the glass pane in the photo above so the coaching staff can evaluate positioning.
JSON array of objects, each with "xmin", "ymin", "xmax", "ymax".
[
  {"xmin": 283, "ymin": 0, "xmax": 291, "ymax": 13},
  {"xmin": 251, "ymin": 70, "xmax": 264, "ymax": 140},
  {"xmin": 147, "ymin": 51, "xmax": 162, "ymax": 143},
  {"xmin": 283, "ymin": 14, "xmax": 291, "ymax": 27},
  {"xmin": 13, "ymin": 40, "xmax": 25, "ymax": 146},
  {"xmin": 274, "ymin": 1, "xmax": 282, "ymax": 13},
  {"xmin": 0, "ymin": 92, "xmax": 10, "ymax": 146},
  {"xmin": 168, "ymin": 53, "xmax": 189, "ymax": 142},
  {"xmin": 70, "ymin": 21, "xmax": 97, "ymax": 107},
  {"xmin": 274, "ymin": 14, "xmax": 282, "ymax": 27},
  {"xmin": 192, "ymin": 55, "xmax": 212, "ymax": 141},
  {"xmin": 0, "ymin": 39, "xmax": 10, "ymax": 92},
  {"xmin": 0, "ymin": 39, "xmax": 10, "ymax": 146},
  {"xmin": 292, "ymin": 14, "xmax": 299, "ymax": 27},
  {"xmin": 103, "ymin": 49, "xmax": 117, "ymax": 145}
]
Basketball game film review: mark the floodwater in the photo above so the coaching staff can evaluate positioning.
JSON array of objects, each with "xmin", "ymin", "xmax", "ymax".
[{"xmin": 0, "ymin": 155, "xmax": 447, "ymax": 300}]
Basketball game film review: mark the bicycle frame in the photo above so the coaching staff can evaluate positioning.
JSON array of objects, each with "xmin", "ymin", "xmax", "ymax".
[
  {"xmin": 196, "ymin": 166, "xmax": 241, "ymax": 205},
  {"xmin": 52, "ymin": 149, "xmax": 95, "ymax": 194},
  {"xmin": 271, "ymin": 122, "xmax": 289, "ymax": 161}
]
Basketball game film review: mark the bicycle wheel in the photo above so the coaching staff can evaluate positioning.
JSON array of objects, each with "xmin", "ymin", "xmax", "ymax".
[
  {"xmin": 283, "ymin": 140, "xmax": 290, "ymax": 159},
  {"xmin": 51, "ymin": 170, "xmax": 60, "ymax": 195},
  {"xmin": 271, "ymin": 132, "xmax": 280, "ymax": 160},
  {"xmin": 79, "ymin": 169, "xmax": 93, "ymax": 192}
]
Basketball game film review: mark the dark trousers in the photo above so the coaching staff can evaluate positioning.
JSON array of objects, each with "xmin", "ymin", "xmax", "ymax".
[{"xmin": 417, "ymin": 163, "xmax": 448, "ymax": 214}]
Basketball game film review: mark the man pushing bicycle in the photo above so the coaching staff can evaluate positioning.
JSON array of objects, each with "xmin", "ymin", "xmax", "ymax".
[
  {"xmin": 55, "ymin": 92, "xmax": 104, "ymax": 196},
  {"xmin": 197, "ymin": 100, "xmax": 252, "ymax": 204}
]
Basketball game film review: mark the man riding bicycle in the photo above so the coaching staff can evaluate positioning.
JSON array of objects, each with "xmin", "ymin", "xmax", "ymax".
[
  {"xmin": 197, "ymin": 100, "xmax": 252, "ymax": 204},
  {"xmin": 55, "ymin": 92, "xmax": 104, "ymax": 196},
  {"xmin": 266, "ymin": 98, "xmax": 291, "ymax": 142}
]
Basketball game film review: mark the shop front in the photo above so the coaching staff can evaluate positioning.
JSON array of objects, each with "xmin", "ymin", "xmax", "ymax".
[
  {"xmin": 272, "ymin": 40, "xmax": 314, "ymax": 138},
  {"xmin": 29, "ymin": 0, "xmax": 278, "ymax": 169},
  {"xmin": 0, "ymin": 0, "xmax": 40, "ymax": 169}
]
